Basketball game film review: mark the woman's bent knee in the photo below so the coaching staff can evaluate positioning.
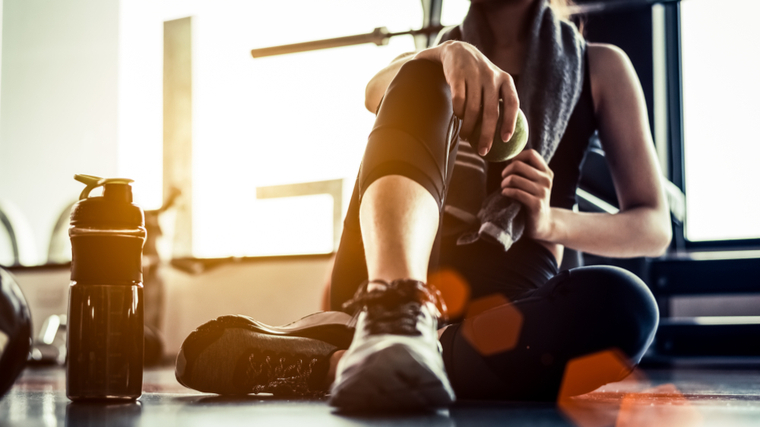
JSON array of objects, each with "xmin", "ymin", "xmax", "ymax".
[
  {"xmin": 376, "ymin": 59, "xmax": 454, "ymax": 143},
  {"xmin": 563, "ymin": 266, "xmax": 659, "ymax": 363},
  {"xmin": 359, "ymin": 59, "xmax": 459, "ymax": 209}
]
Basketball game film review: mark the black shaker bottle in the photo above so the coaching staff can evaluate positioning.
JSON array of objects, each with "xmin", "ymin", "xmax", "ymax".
[{"xmin": 67, "ymin": 174, "xmax": 146, "ymax": 400}]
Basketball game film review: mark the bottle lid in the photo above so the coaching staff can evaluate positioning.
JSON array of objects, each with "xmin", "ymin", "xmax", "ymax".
[{"xmin": 70, "ymin": 174, "xmax": 144, "ymax": 228}]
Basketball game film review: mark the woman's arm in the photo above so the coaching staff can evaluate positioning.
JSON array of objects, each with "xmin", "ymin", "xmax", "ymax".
[
  {"xmin": 501, "ymin": 43, "xmax": 672, "ymax": 258},
  {"xmin": 553, "ymin": 43, "xmax": 672, "ymax": 257},
  {"xmin": 365, "ymin": 41, "xmax": 520, "ymax": 156}
]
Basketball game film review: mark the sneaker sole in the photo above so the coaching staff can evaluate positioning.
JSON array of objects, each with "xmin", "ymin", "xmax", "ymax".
[
  {"xmin": 176, "ymin": 312, "xmax": 352, "ymax": 394},
  {"xmin": 329, "ymin": 344, "xmax": 455, "ymax": 411}
]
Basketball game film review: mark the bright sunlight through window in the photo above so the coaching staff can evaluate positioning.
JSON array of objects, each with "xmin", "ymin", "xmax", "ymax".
[
  {"xmin": 119, "ymin": 0, "xmax": 420, "ymax": 257},
  {"xmin": 681, "ymin": 0, "xmax": 760, "ymax": 242},
  {"xmin": 441, "ymin": 0, "xmax": 470, "ymax": 27}
]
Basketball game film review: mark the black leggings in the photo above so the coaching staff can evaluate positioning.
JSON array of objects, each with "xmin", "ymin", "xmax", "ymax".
[{"xmin": 330, "ymin": 59, "xmax": 659, "ymax": 401}]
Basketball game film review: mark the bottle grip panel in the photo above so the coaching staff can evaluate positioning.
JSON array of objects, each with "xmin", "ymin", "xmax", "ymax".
[
  {"xmin": 71, "ymin": 235, "xmax": 143, "ymax": 283},
  {"xmin": 67, "ymin": 284, "xmax": 144, "ymax": 400}
]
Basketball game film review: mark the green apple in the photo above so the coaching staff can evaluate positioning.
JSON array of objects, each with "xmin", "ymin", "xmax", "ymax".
[{"xmin": 470, "ymin": 107, "xmax": 529, "ymax": 163}]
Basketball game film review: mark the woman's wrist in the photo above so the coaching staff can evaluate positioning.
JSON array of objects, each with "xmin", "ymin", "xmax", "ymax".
[
  {"xmin": 413, "ymin": 42, "xmax": 448, "ymax": 63},
  {"xmin": 544, "ymin": 207, "xmax": 567, "ymax": 244}
]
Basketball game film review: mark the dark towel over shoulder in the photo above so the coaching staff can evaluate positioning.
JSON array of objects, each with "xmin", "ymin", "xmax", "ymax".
[{"xmin": 439, "ymin": 0, "xmax": 586, "ymax": 250}]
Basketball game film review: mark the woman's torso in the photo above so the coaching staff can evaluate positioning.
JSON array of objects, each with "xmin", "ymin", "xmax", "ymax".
[
  {"xmin": 439, "ymin": 45, "xmax": 597, "ymax": 299},
  {"xmin": 486, "ymin": 47, "xmax": 597, "ymax": 264}
]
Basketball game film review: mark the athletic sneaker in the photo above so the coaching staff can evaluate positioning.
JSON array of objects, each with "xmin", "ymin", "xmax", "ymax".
[
  {"xmin": 329, "ymin": 279, "xmax": 456, "ymax": 410},
  {"xmin": 175, "ymin": 312, "xmax": 353, "ymax": 396}
]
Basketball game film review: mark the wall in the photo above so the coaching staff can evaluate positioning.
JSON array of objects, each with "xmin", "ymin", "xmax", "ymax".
[
  {"xmin": 0, "ymin": 0, "xmax": 120, "ymax": 265},
  {"xmin": 162, "ymin": 256, "xmax": 330, "ymax": 355},
  {"xmin": 11, "ymin": 256, "xmax": 331, "ymax": 357}
]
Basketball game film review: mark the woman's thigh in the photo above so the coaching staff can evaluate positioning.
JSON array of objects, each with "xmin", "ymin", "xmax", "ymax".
[
  {"xmin": 437, "ymin": 235, "xmax": 559, "ymax": 305},
  {"xmin": 441, "ymin": 265, "xmax": 659, "ymax": 401}
]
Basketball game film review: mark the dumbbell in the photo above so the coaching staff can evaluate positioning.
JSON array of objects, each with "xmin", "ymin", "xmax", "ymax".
[{"xmin": 0, "ymin": 267, "xmax": 32, "ymax": 399}]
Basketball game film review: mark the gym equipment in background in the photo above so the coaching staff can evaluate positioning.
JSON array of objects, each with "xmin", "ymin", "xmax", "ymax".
[
  {"xmin": 249, "ymin": 1, "xmax": 680, "ymax": 59},
  {"xmin": 0, "ymin": 267, "xmax": 32, "ymax": 399},
  {"xmin": 29, "ymin": 314, "xmax": 67, "ymax": 365}
]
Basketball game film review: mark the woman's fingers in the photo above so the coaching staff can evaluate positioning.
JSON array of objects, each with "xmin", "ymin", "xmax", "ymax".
[
  {"xmin": 501, "ymin": 160, "xmax": 553, "ymax": 189},
  {"xmin": 437, "ymin": 42, "xmax": 523, "ymax": 155},
  {"xmin": 501, "ymin": 174, "xmax": 548, "ymax": 198},
  {"xmin": 460, "ymin": 78, "xmax": 482, "ymax": 141},
  {"xmin": 499, "ymin": 76, "xmax": 520, "ymax": 142},
  {"xmin": 477, "ymin": 88, "xmax": 500, "ymax": 156},
  {"xmin": 500, "ymin": 151, "xmax": 554, "ymax": 206},
  {"xmin": 501, "ymin": 187, "xmax": 539, "ymax": 212},
  {"xmin": 512, "ymin": 149, "xmax": 554, "ymax": 178},
  {"xmin": 502, "ymin": 149, "xmax": 554, "ymax": 180},
  {"xmin": 450, "ymin": 77, "xmax": 466, "ymax": 119}
]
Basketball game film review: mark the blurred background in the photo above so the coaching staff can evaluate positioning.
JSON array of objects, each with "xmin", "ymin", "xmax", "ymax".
[{"xmin": 0, "ymin": 0, "xmax": 758, "ymax": 360}]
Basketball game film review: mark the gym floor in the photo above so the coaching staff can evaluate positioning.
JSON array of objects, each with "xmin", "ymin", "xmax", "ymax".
[{"xmin": 2, "ymin": 364, "xmax": 760, "ymax": 426}]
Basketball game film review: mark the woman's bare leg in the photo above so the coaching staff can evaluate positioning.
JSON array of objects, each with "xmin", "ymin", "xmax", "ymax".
[
  {"xmin": 359, "ymin": 175, "xmax": 439, "ymax": 285},
  {"xmin": 329, "ymin": 59, "xmax": 457, "ymax": 409},
  {"xmin": 330, "ymin": 176, "xmax": 455, "ymax": 409}
]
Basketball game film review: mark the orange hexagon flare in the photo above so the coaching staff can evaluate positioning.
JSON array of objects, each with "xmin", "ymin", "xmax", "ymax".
[
  {"xmin": 461, "ymin": 294, "xmax": 523, "ymax": 356},
  {"xmin": 428, "ymin": 269, "xmax": 471, "ymax": 319},
  {"xmin": 558, "ymin": 349, "xmax": 642, "ymax": 427},
  {"xmin": 559, "ymin": 349, "xmax": 635, "ymax": 399}
]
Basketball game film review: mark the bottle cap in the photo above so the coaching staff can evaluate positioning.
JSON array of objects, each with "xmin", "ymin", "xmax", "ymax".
[
  {"xmin": 70, "ymin": 174, "xmax": 144, "ymax": 229},
  {"xmin": 70, "ymin": 175, "xmax": 145, "ymax": 284}
]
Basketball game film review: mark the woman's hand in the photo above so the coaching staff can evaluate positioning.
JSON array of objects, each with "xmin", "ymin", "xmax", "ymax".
[
  {"xmin": 415, "ymin": 41, "xmax": 519, "ymax": 157},
  {"xmin": 500, "ymin": 149, "xmax": 556, "ymax": 242}
]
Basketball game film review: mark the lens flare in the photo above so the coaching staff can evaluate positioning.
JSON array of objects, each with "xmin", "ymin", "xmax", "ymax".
[
  {"xmin": 461, "ymin": 294, "xmax": 523, "ymax": 356},
  {"xmin": 558, "ymin": 349, "xmax": 637, "ymax": 427},
  {"xmin": 616, "ymin": 384, "xmax": 703, "ymax": 427},
  {"xmin": 559, "ymin": 349, "xmax": 634, "ymax": 399},
  {"xmin": 428, "ymin": 269, "xmax": 471, "ymax": 318},
  {"xmin": 557, "ymin": 350, "xmax": 701, "ymax": 427}
]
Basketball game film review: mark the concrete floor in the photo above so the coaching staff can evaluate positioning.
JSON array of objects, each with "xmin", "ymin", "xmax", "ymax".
[{"xmin": 2, "ymin": 365, "xmax": 760, "ymax": 426}]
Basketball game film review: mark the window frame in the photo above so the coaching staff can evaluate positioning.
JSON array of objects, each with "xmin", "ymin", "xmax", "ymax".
[{"xmin": 666, "ymin": 1, "xmax": 760, "ymax": 250}]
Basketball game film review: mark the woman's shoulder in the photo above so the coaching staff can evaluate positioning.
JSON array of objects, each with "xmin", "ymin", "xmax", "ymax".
[
  {"xmin": 587, "ymin": 42, "xmax": 634, "ymax": 72},
  {"xmin": 586, "ymin": 42, "xmax": 640, "ymax": 114}
]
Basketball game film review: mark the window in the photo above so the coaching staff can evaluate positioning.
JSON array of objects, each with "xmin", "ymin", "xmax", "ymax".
[
  {"xmin": 680, "ymin": 0, "xmax": 760, "ymax": 242},
  {"xmin": 441, "ymin": 0, "xmax": 470, "ymax": 27},
  {"xmin": 119, "ymin": 0, "xmax": 421, "ymax": 257}
]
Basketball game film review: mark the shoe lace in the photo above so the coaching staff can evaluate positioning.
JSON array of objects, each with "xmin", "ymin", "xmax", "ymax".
[
  {"xmin": 342, "ymin": 279, "xmax": 446, "ymax": 336},
  {"xmin": 240, "ymin": 348, "xmax": 324, "ymax": 397}
]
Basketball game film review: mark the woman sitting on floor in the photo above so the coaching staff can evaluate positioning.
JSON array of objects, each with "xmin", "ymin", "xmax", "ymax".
[{"xmin": 175, "ymin": 0, "xmax": 670, "ymax": 410}]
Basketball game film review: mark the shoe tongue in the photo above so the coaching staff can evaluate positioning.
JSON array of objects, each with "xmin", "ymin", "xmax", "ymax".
[
  {"xmin": 388, "ymin": 279, "xmax": 423, "ymax": 297},
  {"xmin": 366, "ymin": 281, "xmax": 388, "ymax": 293},
  {"xmin": 367, "ymin": 282, "xmax": 421, "ymax": 310},
  {"xmin": 343, "ymin": 279, "xmax": 431, "ymax": 316},
  {"xmin": 391, "ymin": 279, "xmax": 438, "ymax": 308}
]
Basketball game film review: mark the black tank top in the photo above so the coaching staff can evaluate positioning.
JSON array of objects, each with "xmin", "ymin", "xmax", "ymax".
[
  {"xmin": 485, "ymin": 51, "xmax": 597, "ymax": 208},
  {"xmin": 441, "ymin": 53, "xmax": 597, "ymax": 301}
]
